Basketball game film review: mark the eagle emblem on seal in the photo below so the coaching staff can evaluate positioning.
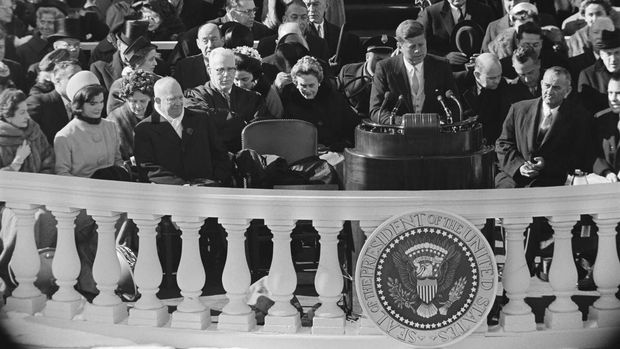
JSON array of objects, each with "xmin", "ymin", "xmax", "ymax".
[{"xmin": 387, "ymin": 231, "xmax": 467, "ymax": 319}]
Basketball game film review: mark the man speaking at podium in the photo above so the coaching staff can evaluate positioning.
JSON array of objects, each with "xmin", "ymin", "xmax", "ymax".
[{"xmin": 368, "ymin": 20, "xmax": 459, "ymax": 125}]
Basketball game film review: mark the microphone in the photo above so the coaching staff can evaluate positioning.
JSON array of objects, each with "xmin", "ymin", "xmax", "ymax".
[
  {"xmin": 445, "ymin": 90, "xmax": 463, "ymax": 122},
  {"xmin": 380, "ymin": 91, "xmax": 393, "ymax": 112},
  {"xmin": 436, "ymin": 89, "xmax": 453, "ymax": 124},
  {"xmin": 390, "ymin": 95, "xmax": 404, "ymax": 125}
]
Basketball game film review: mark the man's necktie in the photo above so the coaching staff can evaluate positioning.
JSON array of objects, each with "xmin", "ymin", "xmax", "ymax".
[
  {"xmin": 410, "ymin": 66, "xmax": 420, "ymax": 112},
  {"xmin": 537, "ymin": 110, "xmax": 553, "ymax": 144},
  {"xmin": 458, "ymin": 7, "xmax": 465, "ymax": 22},
  {"xmin": 315, "ymin": 23, "xmax": 323, "ymax": 38}
]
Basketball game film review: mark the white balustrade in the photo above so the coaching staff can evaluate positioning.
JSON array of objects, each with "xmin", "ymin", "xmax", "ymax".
[
  {"xmin": 545, "ymin": 215, "xmax": 582, "ymax": 329},
  {"xmin": 170, "ymin": 216, "xmax": 210, "ymax": 330},
  {"xmin": 499, "ymin": 217, "xmax": 536, "ymax": 332},
  {"xmin": 82, "ymin": 211, "xmax": 127, "ymax": 323},
  {"xmin": 356, "ymin": 219, "xmax": 383, "ymax": 335},
  {"xmin": 44, "ymin": 207, "xmax": 83, "ymax": 319},
  {"xmin": 2, "ymin": 172, "xmax": 620, "ymax": 348},
  {"xmin": 4, "ymin": 204, "xmax": 46, "ymax": 314},
  {"xmin": 218, "ymin": 218, "xmax": 256, "ymax": 332},
  {"xmin": 128, "ymin": 214, "xmax": 169, "ymax": 327},
  {"xmin": 591, "ymin": 214, "xmax": 620, "ymax": 327},
  {"xmin": 263, "ymin": 219, "xmax": 300, "ymax": 333},
  {"xmin": 469, "ymin": 217, "xmax": 492, "ymax": 334},
  {"xmin": 312, "ymin": 220, "xmax": 345, "ymax": 334}
]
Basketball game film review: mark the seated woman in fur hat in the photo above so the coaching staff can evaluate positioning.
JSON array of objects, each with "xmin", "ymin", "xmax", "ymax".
[{"xmin": 106, "ymin": 36, "xmax": 161, "ymax": 113}]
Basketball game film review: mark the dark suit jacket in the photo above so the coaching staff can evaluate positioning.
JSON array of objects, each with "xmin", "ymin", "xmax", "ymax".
[
  {"xmin": 256, "ymin": 33, "xmax": 330, "ymax": 62},
  {"xmin": 26, "ymin": 89, "xmax": 70, "ymax": 145},
  {"xmin": 173, "ymin": 54, "xmax": 210, "ymax": 91},
  {"xmin": 505, "ymin": 78, "xmax": 540, "ymax": 105},
  {"xmin": 168, "ymin": 20, "xmax": 275, "ymax": 67},
  {"xmin": 578, "ymin": 59, "xmax": 611, "ymax": 114},
  {"xmin": 184, "ymin": 81, "xmax": 270, "ymax": 152},
  {"xmin": 418, "ymin": 0, "xmax": 494, "ymax": 58},
  {"xmin": 337, "ymin": 61, "xmax": 373, "ymax": 118},
  {"xmin": 455, "ymin": 69, "xmax": 511, "ymax": 145},
  {"xmin": 592, "ymin": 109, "xmax": 620, "ymax": 175},
  {"xmin": 133, "ymin": 108, "xmax": 232, "ymax": 185},
  {"xmin": 90, "ymin": 51, "xmax": 124, "ymax": 91},
  {"xmin": 307, "ymin": 21, "xmax": 362, "ymax": 66},
  {"xmin": 495, "ymin": 98, "xmax": 596, "ymax": 188},
  {"xmin": 369, "ymin": 54, "xmax": 459, "ymax": 124}
]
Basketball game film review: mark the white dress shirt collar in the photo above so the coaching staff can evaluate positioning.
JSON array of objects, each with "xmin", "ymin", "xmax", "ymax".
[
  {"xmin": 156, "ymin": 104, "xmax": 185, "ymax": 139},
  {"xmin": 314, "ymin": 22, "xmax": 324, "ymax": 38}
]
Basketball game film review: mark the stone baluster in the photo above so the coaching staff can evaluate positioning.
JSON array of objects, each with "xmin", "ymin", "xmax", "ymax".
[
  {"xmin": 218, "ymin": 218, "xmax": 256, "ymax": 331},
  {"xmin": 312, "ymin": 220, "xmax": 345, "ymax": 334},
  {"xmin": 470, "ymin": 217, "xmax": 492, "ymax": 334},
  {"xmin": 83, "ymin": 211, "xmax": 128, "ymax": 323},
  {"xmin": 499, "ymin": 217, "xmax": 536, "ymax": 332},
  {"xmin": 544, "ymin": 215, "xmax": 582, "ymax": 329},
  {"xmin": 4, "ymin": 204, "xmax": 46, "ymax": 314},
  {"xmin": 170, "ymin": 216, "xmax": 210, "ymax": 330},
  {"xmin": 44, "ymin": 207, "xmax": 83, "ymax": 319},
  {"xmin": 263, "ymin": 219, "xmax": 300, "ymax": 333},
  {"xmin": 128, "ymin": 214, "xmax": 169, "ymax": 327},
  {"xmin": 590, "ymin": 214, "xmax": 620, "ymax": 327},
  {"xmin": 357, "ymin": 219, "xmax": 384, "ymax": 335}
]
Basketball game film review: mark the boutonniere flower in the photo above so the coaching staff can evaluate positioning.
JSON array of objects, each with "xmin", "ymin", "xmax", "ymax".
[{"xmin": 185, "ymin": 128, "xmax": 194, "ymax": 135}]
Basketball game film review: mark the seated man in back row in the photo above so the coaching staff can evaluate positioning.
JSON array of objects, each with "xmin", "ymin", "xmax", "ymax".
[{"xmin": 369, "ymin": 20, "xmax": 459, "ymax": 125}]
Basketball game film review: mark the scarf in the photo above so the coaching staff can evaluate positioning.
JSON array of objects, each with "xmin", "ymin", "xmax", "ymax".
[{"xmin": 77, "ymin": 115, "xmax": 102, "ymax": 125}]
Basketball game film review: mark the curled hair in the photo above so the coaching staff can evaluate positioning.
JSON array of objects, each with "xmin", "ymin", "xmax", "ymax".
[
  {"xmin": 512, "ymin": 45, "xmax": 539, "ymax": 64},
  {"xmin": 71, "ymin": 84, "xmax": 106, "ymax": 118},
  {"xmin": 0, "ymin": 88, "xmax": 26, "ymax": 121},
  {"xmin": 119, "ymin": 69, "xmax": 160, "ymax": 100},
  {"xmin": 291, "ymin": 55, "xmax": 323, "ymax": 84},
  {"xmin": 580, "ymin": 0, "xmax": 612, "ymax": 16}
]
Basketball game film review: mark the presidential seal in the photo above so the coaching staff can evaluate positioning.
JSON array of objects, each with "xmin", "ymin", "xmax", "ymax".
[{"xmin": 356, "ymin": 210, "xmax": 497, "ymax": 347}]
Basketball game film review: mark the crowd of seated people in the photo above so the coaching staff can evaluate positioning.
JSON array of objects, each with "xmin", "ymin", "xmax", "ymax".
[{"xmin": 2, "ymin": 0, "xmax": 620, "ymax": 296}]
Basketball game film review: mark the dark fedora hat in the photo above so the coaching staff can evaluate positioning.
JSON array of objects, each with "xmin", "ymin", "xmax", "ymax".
[
  {"xmin": 35, "ymin": 0, "xmax": 69, "ymax": 15},
  {"xmin": 116, "ymin": 19, "xmax": 149, "ymax": 46},
  {"xmin": 450, "ymin": 20, "xmax": 484, "ymax": 57},
  {"xmin": 594, "ymin": 29, "xmax": 620, "ymax": 50},
  {"xmin": 48, "ymin": 17, "xmax": 84, "ymax": 43},
  {"xmin": 363, "ymin": 34, "xmax": 397, "ymax": 54}
]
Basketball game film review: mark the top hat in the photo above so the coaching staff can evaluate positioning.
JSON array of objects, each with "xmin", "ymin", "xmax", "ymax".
[
  {"xmin": 123, "ymin": 36, "xmax": 157, "ymax": 64},
  {"xmin": 48, "ymin": 17, "xmax": 84, "ymax": 43},
  {"xmin": 116, "ymin": 20, "xmax": 149, "ymax": 46},
  {"xmin": 38, "ymin": 48, "xmax": 72, "ymax": 71},
  {"xmin": 363, "ymin": 35, "xmax": 397, "ymax": 53},
  {"xmin": 35, "ymin": 0, "xmax": 69, "ymax": 15},
  {"xmin": 450, "ymin": 20, "xmax": 484, "ymax": 56},
  {"xmin": 594, "ymin": 29, "xmax": 620, "ymax": 50}
]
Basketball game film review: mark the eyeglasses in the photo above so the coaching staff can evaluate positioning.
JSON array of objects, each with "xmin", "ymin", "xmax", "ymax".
[
  {"xmin": 164, "ymin": 96, "xmax": 183, "ymax": 103},
  {"xmin": 233, "ymin": 7, "xmax": 257, "ymax": 16},
  {"xmin": 213, "ymin": 67, "xmax": 237, "ymax": 75}
]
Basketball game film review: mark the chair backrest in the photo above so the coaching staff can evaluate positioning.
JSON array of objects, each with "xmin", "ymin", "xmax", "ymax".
[{"xmin": 241, "ymin": 119, "xmax": 318, "ymax": 164}]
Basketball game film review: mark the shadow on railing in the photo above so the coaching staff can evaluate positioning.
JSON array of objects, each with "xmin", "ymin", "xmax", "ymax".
[{"xmin": 0, "ymin": 171, "xmax": 619, "ymax": 348}]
